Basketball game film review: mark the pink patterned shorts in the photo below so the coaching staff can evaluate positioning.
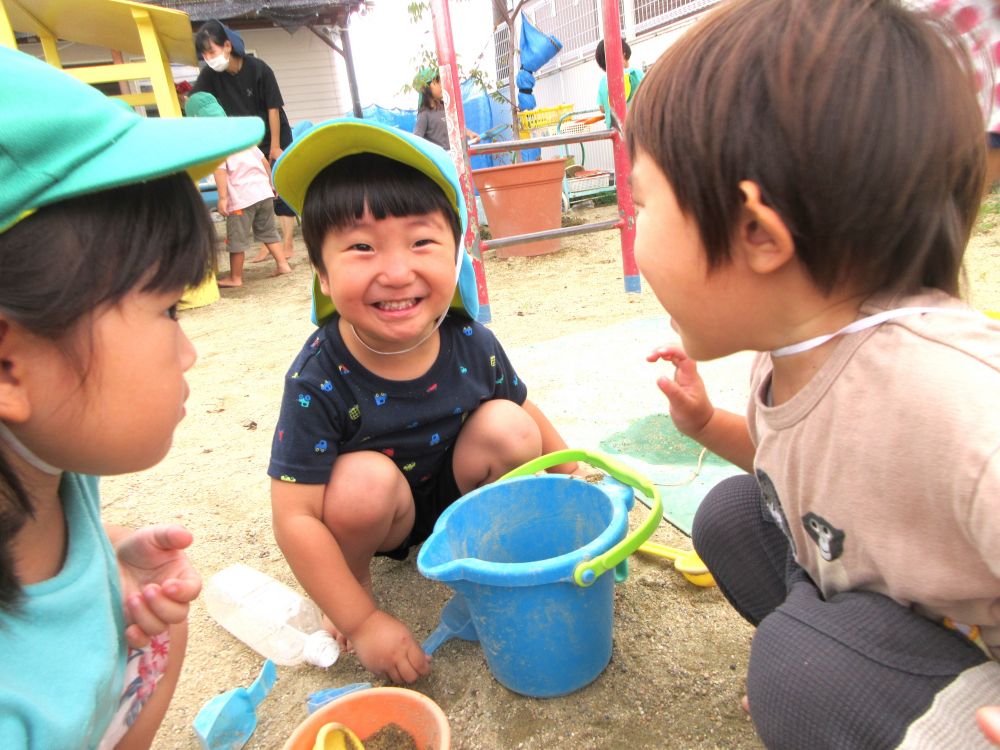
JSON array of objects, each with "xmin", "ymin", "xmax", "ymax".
[{"xmin": 97, "ymin": 633, "xmax": 171, "ymax": 749}]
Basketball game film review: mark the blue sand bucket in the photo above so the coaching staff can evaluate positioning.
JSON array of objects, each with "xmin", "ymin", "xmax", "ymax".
[{"xmin": 417, "ymin": 450, "xmax": 661, "ymax": 697}]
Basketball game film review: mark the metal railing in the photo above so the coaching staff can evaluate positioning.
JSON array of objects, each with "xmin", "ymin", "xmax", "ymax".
[{"xmin": 433, "ymin": 0, "xmax": 640, "ymax": 324}]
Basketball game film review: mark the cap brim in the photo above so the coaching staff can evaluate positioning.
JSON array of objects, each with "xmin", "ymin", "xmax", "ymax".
[
  {"xmin": 273, "ymin": 120, "xmax": 460, "ymax": 220},
  {"xmin": 34, "ymin": 115, "xmax": 263, "ymax": 214}
]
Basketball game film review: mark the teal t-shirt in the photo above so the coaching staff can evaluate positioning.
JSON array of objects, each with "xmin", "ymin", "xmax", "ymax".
[
  {"xmin": 0, "ymin": 473, "xmax": 126, "ymax": 749},
  {"xmin": 597, "ymin": 67, "xmax": 645, "ymax": 128}
]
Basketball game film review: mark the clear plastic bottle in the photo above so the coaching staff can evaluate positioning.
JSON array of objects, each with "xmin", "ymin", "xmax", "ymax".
[{"xmin": 203, "ymin": 563, "xmax": 340, "ymax": 668}]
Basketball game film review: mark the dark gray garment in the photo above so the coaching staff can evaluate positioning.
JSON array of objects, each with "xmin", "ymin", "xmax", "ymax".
[
  {"xmin": 692, "ymin": 474, "xmax": 989, "ymax": 750},
  {"xmin": 414, "ymin": 106, "xmax": 450, "ymax": 151}
]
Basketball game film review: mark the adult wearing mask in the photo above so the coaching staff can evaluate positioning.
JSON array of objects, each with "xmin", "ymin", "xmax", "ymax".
[{"xmin": 192, "ymin": 19, "xmax": 296, "ymax": 261}]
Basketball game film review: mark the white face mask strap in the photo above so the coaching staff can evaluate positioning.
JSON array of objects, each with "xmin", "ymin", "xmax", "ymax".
[
  {"xmin": 770, "ymin": 307, "xmax": 985, "ymax": 358},
  {"xmin": 0, "ymin": 421, "xmax": 62, "ymax": 476}
]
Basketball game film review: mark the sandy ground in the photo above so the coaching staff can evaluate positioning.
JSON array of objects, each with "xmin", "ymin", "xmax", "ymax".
[{"xmin": 101, "ymin": 202, "xmax": 1000, "ymax": 750}]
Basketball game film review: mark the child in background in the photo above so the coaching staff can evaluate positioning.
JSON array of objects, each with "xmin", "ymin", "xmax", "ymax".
[
  {"xmin": 185, "ymin": 92, "xmax": 292, "ymax": 287},
  {"xmin": 413, "ymin": 67, "xmax": 478, "ymax": 152},
  {"xmin": 594, "ymin": 39, "xmax": 644, "ymax": 129},
  {"xmin": 0, "ymin": 48, "xmax": 263, "ymax": 748},
  {"xmin": 626, "ymin": 1, "xmax": 999, "ymax": 747},
  {"xmin": 268, "ymin": 119, "xmax": 575, "ymax": 684}
]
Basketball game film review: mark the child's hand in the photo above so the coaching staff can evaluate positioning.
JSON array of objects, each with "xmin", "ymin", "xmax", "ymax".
[
  {"xmin": 647, "ymin": 346, "xmax": 715, "ymax": 438},
  {"xmin": 114, "ymin": 525, "xmax": 202, "ymax": 649},
  {"xmin": 978, "ymin": 706, "xmax": 1000, "ymax": 745},
  {"xmin": 216, "ymin": 195, "xmax": 229, "ymax": 216},
  {"xmin": 350, "ymin": 609, "xmax": 431, "ymax": 684}
]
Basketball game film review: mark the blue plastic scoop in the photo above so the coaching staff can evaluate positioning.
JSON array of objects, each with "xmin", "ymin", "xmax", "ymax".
[
  {"xmin": 422, "ymin": 595, "xmax": 478, "ymax": 655},
  {"xmin": 193, "ymin": 659, "xmax": 277, "ymax": 750}
]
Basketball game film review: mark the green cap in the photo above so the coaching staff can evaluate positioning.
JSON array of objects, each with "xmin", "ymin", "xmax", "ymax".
[
  {"xmin": 0, "ymin": 47, "xmax": 263, "ymax": 233},
  {"xmin": 185, "ymin": 92, "xmax": 227, "ymax": 118},
  {"xmin": 414, "ymin": 66, "xmax": 438, "ymax": 110}
]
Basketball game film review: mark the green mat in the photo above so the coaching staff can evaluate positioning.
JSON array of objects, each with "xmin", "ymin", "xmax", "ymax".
[{"xmin": 599, "ymin": 413, "xmax": 741, "ymax": 535}]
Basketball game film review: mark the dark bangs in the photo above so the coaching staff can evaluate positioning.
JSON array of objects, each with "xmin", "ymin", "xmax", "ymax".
[
  {"xmin": 302, "ymin": 153, "xmax": 461, "ymax": 272},
  {"xmin": 0, "ymin": 173, "xmax": 215, "ymax": 340}
]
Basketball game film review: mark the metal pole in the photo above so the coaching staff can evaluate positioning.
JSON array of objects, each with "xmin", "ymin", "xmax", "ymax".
[
  {"xmin": 430, "ymin": 0, "xmax": 492, "ymax": 323},
  {"xmin": 339, "ymin": 26, "xmax": 364, "ymax": 119},
  {"xmin": 601, "ymin": 0, "xmax": 640, "ymax": 293}
]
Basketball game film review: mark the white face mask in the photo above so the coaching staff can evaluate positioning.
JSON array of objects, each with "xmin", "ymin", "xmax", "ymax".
[{"xmin": 205, "ymin": 52, "xmax": 229, "ymax": 73}]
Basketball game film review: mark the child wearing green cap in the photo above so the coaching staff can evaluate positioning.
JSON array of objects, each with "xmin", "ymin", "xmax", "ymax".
[
  {"xmin": 0, "ymin": 48, "xmax": 263, "ymax": 748},
  {"xmin": 185, "ymin": 91, "xmax": 292, "ymax": 286},
  {"xmin": 413, "ymin": 67, "xmax": 479, "ymax": 152},
  {"xmin": 267, "ymin": 118, "xmax": 575, "ymax": 684}
]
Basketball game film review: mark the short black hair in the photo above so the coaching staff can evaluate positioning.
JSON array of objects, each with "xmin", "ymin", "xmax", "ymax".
[
  {"xmin": 195, "ymin": 19, "xmax": 241, "ymax": 58},
  {"xmin": 595, "ymin": 39, "xmax": 632, "ymax": 72},
  {"xmin": 627, "ymin": 0, "xmax": 983, "ymax": 297},
  {"xmin": 302, "ymin": 153, "xmax": 462, "ymax": 273}
]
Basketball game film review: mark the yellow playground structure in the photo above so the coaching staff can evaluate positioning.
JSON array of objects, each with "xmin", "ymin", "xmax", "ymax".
[{"xmin": 0, "ymin": 0, "xmax": 220, "ymax": 308}]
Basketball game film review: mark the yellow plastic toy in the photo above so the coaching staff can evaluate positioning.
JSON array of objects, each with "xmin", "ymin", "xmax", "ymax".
[
  {"xmin": 637, "ymin": 542, "xmax": 716, "ymax": 587},
  {"xmin": 313, "ymin": 722, "xmax": 364, "ymax": 750}
]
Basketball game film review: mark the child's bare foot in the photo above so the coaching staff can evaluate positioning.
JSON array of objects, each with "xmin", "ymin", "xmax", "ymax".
[
  {"xmin": 271, "ymin": 263, "xmax": 293, "ymax": 277},
  {"xmin": 741, "ymin": 695, "xmax": 750, "ymax": 715},
  {"xmin": 250, "ymin": 251, "xmax": 269, "ymax": 263},
  {"xmin": 217, "ymin": 277, "xmax": 242, "ymax": 288}
]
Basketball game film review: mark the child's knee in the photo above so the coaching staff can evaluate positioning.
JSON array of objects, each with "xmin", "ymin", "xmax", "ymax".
[
  {"xmin": 466, "ymin": 399, "xmax": 542, "ymax": 454},
  {"xmin": 692, "ymin": 474, "xmax": 759, "ymax": 551},
  {"xmin": 324, "ymin": 451, "xmax": 410, "ymax": 530}
]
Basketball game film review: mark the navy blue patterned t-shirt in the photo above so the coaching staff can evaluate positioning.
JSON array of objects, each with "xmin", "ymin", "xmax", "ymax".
[{"xmin": 268, "ymin": 313, "xmax": 528, "ymax": 487}]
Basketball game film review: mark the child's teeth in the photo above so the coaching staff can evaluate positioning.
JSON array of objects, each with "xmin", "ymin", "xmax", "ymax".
[{"xmin": 380, "ymin": 299, "xmax": 414, "ymax": 311}]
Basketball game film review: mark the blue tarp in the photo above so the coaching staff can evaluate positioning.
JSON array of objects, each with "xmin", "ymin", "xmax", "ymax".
[
  {"xmin": 517, "ymin": 17, "xmax": 562, "ymax": 163},
  {"xmin": 360, "ymin": 79, "xmax": 514, "ymax": 169}
]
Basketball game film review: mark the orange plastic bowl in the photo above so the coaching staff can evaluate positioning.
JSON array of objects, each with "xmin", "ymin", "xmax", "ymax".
[{"xmin": 281, "ymin": 687, "xmax": 450, "ymax": 750}]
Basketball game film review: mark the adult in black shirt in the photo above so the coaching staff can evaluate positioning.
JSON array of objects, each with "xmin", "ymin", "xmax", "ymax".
[{"xmin": 193, "ymin": 19, "xmax": 296, "ymax": 259}]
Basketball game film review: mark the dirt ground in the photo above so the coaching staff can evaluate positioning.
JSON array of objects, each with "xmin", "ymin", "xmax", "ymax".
[{"xmin": 101, "ymin": 201, "xmax": 1000, "ymax": 750}]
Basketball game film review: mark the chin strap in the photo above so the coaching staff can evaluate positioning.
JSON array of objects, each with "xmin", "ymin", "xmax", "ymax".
[{"xmin": 0, "ymin": 421, "xmax": 62, "ymax": 476}]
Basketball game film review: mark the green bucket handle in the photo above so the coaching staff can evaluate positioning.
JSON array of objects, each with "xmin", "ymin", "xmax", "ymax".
[{"xmin": 500, "ymin": 449, "xmax": 662, "ymax": 588}]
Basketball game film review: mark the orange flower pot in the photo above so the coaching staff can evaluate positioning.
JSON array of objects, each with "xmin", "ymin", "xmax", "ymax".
[
  {"xmin": 281, "ymin": 687, "xmax": 450, "ymax": 750},
  {"xmin": 472, "ymin": 158, "xmax": 566, "ymax": 258}
]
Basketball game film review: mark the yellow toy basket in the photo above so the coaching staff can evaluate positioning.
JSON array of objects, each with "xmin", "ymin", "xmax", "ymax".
[{"xmin": 517, "ymin": 103, "xmax": 573, "ymax": 139}]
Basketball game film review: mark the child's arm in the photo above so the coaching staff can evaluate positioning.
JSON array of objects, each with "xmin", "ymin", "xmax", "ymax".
[
  {"xmin": 260, "ymin": 156, "xmax": 278, "ymax": 196},
  {"xmin": 520, "ymin": 398, "xmax": 579, "ymax": 474},
  {"xmin": 214, "ymin": 167, "xmax": 229, "ymax": 217},
  {"xmin": 106, "ymin": 524, "xmax": 201, "ymax": 648},
  {"xmin": 648, "ymin": 346, "xmax": 756, "ymax": 473},
  {"xmin": 270, "ymin": 480, "xmax": 431, "ymax": 683}
]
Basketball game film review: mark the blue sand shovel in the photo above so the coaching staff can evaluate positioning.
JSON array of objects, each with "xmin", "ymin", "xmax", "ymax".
[
  {"xmin": 193, "ymin": 659, "xmax": 277, "ymax": 750},
  {"xmin": 307, "ymin": 682, "xmax": 372, "ymax": 714},
  {"xmin": 422, "ymin": 595, "xmax": 479, "ymax": 655}
]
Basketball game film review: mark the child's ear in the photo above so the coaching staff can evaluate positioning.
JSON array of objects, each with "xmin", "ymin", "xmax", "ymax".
[
  {"xmin": 736, "ymin": 181, "xmax": 795, "ymax": 275},
  {"xmin": 0, "ymin": 320, "xmax": 34, "ymax": 424},
  {"xmin": 317, "ymin": 271, "xmax": 332, "ymax": 297}
]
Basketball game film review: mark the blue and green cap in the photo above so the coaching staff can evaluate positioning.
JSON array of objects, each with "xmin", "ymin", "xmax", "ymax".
[
  {"xmin": 272, "ymin": 117, "xmax": 478, "ymax": 325},
  {"xmin": 0, "ymin": 47, "xmax": 263, "ymax": 234}
]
